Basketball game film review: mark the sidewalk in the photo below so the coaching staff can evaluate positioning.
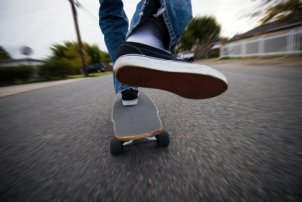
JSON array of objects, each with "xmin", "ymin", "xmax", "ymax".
[{"xmin": 0, "ymin": 78, "xmax": 85, "ymax": 98}]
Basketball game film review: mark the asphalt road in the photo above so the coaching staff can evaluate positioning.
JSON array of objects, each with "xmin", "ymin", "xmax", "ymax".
[{"xmin": 0, "ymin": 61, "xmax": 302, "ymax": 201}]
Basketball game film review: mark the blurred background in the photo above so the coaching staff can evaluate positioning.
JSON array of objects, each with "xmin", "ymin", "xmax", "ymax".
[{"xmin": 1, "ymin": 0, "xmax": 301, "ymax": 84}]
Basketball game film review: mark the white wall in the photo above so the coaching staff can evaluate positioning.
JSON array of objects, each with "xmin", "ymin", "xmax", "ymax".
[{"xmin": 220, "ymin": 26, "xmax": 302, "ymax": 57}]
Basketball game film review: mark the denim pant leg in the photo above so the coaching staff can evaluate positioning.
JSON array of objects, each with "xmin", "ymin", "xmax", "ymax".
[
  {"xmin": 99, "ymin": 0, "xmax": 192, "ymax": 93},
  {"xmin": 128, "ymin": 0, "xmax": 192, "ymax": 50},
  {"xmin": 98, "ymin": 0, "xmax": 132, "ymax": 93}
]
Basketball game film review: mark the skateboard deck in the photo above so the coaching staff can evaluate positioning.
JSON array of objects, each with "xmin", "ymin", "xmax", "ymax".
[
  {"xmin": 112, "ymin": 91, "xmax": 162, "ymax": 141},
  {"xmin": 110, "ymin": 91, "xmax": 169, "ymax": 155}
]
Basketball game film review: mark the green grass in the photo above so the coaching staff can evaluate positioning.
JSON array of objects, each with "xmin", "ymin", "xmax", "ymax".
[
  {"xmin": 39, "ymin": 71, "xmax": 112, "ymax": 81},
  {"xmin": 86, "ymin": 71, "xmax": 113, "ymax": 77}
]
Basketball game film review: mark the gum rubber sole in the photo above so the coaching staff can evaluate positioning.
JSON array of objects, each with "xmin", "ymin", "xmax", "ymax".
[{"xmin": 114, "ymin": 55, "xmax": 228, "ymax": 99}]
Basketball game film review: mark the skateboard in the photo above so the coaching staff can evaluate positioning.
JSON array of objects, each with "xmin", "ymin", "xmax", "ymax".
[{"xmin": 110, "ymin": 91, "xmax": 169, "ymax": 155}]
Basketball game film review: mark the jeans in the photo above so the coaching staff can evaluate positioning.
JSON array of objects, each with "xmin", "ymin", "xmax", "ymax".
[{"xmin": 99, "ymin": 0, "xmax": 192, "ymax": 93}]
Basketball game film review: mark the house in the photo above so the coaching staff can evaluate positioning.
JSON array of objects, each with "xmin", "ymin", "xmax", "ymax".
[
  {"xmin": 220, "ymin": 14, "xmax": 302, "ymax": 57},
  {"xmin": 0, "ymin": 58, "xmax": 44, "ymax": 67}
]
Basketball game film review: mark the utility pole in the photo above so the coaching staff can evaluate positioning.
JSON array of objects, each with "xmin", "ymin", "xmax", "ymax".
[{"xmin": 68, "ymin": 0, "xmax": 88, "ymax": 76}]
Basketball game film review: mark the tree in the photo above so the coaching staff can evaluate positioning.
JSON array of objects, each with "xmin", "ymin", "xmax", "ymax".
[
  {"xmin": 0, "ymin": 46, "xmax": 12, "ymax": 61},
  {"xmin": 99, "ymin": 50, "xmax": 111, "ymax": 63},
  {"xmin": 50, "ymin": 42, "xmax": 110, "ymax": 63},
  {"xmin": 178, "ymin": 16, "xmax": 221, "ymax": 58},
  {"xmin": 51, "ymin": 44, "xmax": 67, "ymax": 59},
  {"xmin": 85, "ymin": 44, "xmax": 111, "ymax": 64},
  {"xmin": 50, "ymin": 42, "xmax": 89, "ymax": 68},
  {"xmin": 20, "ymin": 46, "xmax": 33, "ymax": 57},
  {"xmin": 86, "ymin": 44, "xmax": 101, "ymax": 64},
  {"xmin": 63, "ymin": 42, "xmax": 91, "ymax": 68},
  {"xmin": 48, "ymin": 42, "xmax": 111, "ymax": 74},
  {"xmin": 253, "ymin": 0, "xmax": 302, "ymax": 24}
]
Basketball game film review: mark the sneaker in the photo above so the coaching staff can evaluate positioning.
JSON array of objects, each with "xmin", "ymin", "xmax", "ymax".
[
  {"xmin": 121, "ymin": 88, "xmax": 139, "ymax": 106},
  {"xmin": 114, "ymin": 42, "xmax": 228, "ymax": 99}
]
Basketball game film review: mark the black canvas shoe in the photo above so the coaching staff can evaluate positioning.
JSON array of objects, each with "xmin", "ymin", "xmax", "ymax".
[
  {"xmin": 121, "ymin": 88, "xmax": 139, "ymax": 106},
  {"xmin": 114, "ymin": 42, "xmax": 228, "ymax": 99}
]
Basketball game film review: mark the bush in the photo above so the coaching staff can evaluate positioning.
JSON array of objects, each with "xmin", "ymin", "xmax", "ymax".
[
  {"xmin": 38, "ymin": 59, "xmax": 76, "ymax": 79},
  {"xmin": 0, "ymin": 67, "xmax": 14, "ymax": 84},
  {"xmin": 0, "ymin": 66, "xmax": 34, "ymax": 85},
  {"xmin": 16, "ymin": 66, "xmax": 34, "ymax": 81}
]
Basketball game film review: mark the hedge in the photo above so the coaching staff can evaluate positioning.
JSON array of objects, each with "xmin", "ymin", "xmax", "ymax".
[
  {"xmin": 38, "ymin": 59, "xmax": 76, "ymax": 79},
  {"xmin": 0, "ymin": 65, "xmax": 34, "ymax": 85}
]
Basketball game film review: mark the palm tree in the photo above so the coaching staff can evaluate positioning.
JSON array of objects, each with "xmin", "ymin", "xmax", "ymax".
[
  {"xmin": 253, "ymin": 0, "xmax": 302, "ymax": 24},
  {"xmin": 178, "ymin": 16, "xmax": 221, "ymax": 58}
]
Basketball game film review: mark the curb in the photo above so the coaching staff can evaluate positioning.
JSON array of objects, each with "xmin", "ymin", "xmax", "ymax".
[{"xmin": 0, "ymin": 78, "xmax": 85, "ymax": 98}]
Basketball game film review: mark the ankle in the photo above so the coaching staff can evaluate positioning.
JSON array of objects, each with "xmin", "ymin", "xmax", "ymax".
[{"xmin": 127, "ymin": 16, "xmax": 169, "ymax": 50}]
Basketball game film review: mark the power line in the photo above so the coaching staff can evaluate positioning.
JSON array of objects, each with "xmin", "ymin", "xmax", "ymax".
[{"xmin": 74, "ymin": 0, "xmax": 99, "ymax": 24}]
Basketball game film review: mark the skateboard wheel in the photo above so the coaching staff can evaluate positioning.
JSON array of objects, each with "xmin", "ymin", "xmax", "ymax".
[
  {"xmin": 110, "ymin": 138, "xmax": 123, "ymax": 155},
  {"xmin": 156, "ymin": 130, "xmax": 170, "ymax": 147}
]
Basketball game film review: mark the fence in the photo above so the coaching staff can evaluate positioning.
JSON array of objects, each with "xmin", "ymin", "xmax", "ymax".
[{"xmin": 220, "ymin": 26, "xmax": 302, "ymax": 58}]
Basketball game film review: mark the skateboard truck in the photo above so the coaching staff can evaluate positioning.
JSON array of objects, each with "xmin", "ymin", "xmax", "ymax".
[{"xmin": 110, "ymin": 131, "xmax": 170, "ymax": 155}]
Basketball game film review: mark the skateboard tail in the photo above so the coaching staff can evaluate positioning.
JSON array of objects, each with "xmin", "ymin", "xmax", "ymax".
[
  {"xmin": 111, "ymin": 91, "xmax": 163, "ymax": 142},
  {"xmin": 112, "ymin": 127, "xmax": 163, "ymax": 142}
]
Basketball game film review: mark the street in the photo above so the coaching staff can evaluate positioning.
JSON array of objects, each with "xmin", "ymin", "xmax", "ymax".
[{"xmin": 0, "ymin": 59, "xmax": 302, "ymax": 201}]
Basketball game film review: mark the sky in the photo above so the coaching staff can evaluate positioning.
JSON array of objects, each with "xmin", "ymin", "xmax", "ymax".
[{"xmin": 0, "ymin": 0, "xmax": 260, "ymax": 59}]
